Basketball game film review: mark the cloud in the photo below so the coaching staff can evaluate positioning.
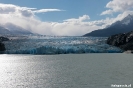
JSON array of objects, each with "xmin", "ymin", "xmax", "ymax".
[
  {"xmin": 0, "ymin": 3, "xmax": 63, "ymax": 17},
  {"xmin": 101, "ymin": 10, "xmax": 113, "ymax": 15},
  {"xmin": 33, "ymin": 9, "xmax": 64, "ymax": 13},
  {"xmin": 64, "ymin": 15, "xmax": 90, "ymax": 22},
  {"xmin": 0, "ymin": 3, "xmax": 133, "ymax": 36},
  {"xmin": 101, "ymin": 0, "xmax": 133, "ymax": 15},
  {"xmin": 0, "ymin": 3, "xmax": 35, "ymax": 17},
  {"xmin": 0, "ymin": 3, "xmax": 100, "ymax": 36},
  {"xmin": 0, "ymin": 3, "xmax": 16, "ymax": 14},
  {"xmin": 20, "ymin": 10, "xmax": 33, "ymax": 17},
  {"xmin": 21, "ymin": 7, "xmax": 37, "ymax": 10}
]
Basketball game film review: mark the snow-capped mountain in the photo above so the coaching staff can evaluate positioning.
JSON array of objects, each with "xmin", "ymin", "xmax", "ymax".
[
  {"xmin": 0, "ymin": 26, "xmax": 11, "ymax": 35},
  {"xmin": 4, "ymin": 23, "xmax": 32, "ymax": 35},
  {"xmin": 121, "ymin": 14, "xmax": 133, "ymax": 25},
  {"xmin": 84, "ymin": 14, "xmax": 133, "ymax": 37},
  {"xmin": 0, "ymin": 23, "xmax": 33, "ymax": 35}
]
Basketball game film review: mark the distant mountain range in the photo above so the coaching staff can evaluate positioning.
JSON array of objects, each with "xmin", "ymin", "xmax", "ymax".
[
  {"xmin": 83, "ymin": 14, "xmax": 133, "ymax": 37},
  {"xmin": 0, "ymin": 23, "xmax": 33, "ymax": 35}
]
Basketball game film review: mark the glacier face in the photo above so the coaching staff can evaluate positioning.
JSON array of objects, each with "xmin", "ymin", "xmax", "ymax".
[{"xmin": 3, "ymin": 35, "xmax": 123, "ymax": 54}]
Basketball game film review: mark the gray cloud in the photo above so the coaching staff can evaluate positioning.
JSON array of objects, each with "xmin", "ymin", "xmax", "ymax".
[
  {"xmin": 20, "ymin": 10, "xmax": 33, "ymax": 17},
  {"xmin": 0, "ymin": 3, "xmax": 34, "ymax": 18}
]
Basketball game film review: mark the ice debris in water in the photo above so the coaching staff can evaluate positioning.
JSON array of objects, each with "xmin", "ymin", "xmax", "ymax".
[{"xmin": 3, "ymin": 35, "xmax": 123, "ymax": 54}]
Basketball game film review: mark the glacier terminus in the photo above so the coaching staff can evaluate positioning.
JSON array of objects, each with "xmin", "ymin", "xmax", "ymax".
[{"xmin": 3, "ymin": 35, "xmax": 123, "ymax": 54}]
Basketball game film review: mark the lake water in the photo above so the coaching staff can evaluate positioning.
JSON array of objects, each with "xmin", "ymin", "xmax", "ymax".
[{"xmin": 0, "ymin": 54, "xmax": 133, "ymax": 88}]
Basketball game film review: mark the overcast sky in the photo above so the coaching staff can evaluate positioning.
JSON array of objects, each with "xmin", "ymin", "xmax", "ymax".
[{"xmin": 0, "ymin": 0, "xmax": 133, "ymax": 36}]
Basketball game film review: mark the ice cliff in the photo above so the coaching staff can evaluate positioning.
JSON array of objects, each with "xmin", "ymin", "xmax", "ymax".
[{"xmin": 3, "ymin": 35, "xmax": 123, "ymax": 54}]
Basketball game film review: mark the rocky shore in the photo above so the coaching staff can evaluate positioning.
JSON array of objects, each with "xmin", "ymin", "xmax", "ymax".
[
  {"xmin": 0, "ymin": 37, "xmax": 9, "ymax": 53},
  {"xmin": 107, "ymin": 31, "xmax": 133, "ymax": 53},
  {"xmin": 0, "ymin": 42, "xmax": 6, "ymax": 51}
]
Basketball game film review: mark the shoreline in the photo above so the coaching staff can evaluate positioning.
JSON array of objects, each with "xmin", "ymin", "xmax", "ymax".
[
  {"xmin": 123, "ymin": 50, "xmax": 133, "ymax": 54},
  {"xmin": 0, "ymin": 53, "xmax": 132, "ymax": 56}
]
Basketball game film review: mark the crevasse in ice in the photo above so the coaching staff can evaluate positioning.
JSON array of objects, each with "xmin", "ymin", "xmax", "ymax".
[{"xmin": 3, "ymin": 35, "xmax": 123, "ymax": 54}]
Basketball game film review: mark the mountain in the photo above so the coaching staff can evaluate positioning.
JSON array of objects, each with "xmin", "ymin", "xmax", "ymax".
[
  {"xmin": 0, "ymin": 23, "xmax": 33, "ymax": 35},
  {"xmin": 83, "ymin": 14, "xmax": 133, "ymax": 37},
  {"xmin": 107, "ymin": 31, "xmax": 133, "ymax": 52},
  {"xmin": 4, "ymin": 23, "xmax": 33, "ymax": 35},
  {"xmin": 0, "ymin": 42, "xmax": 5, "ymax": 52},
  {"xmin": 0, "ymin": 26, "xmax": 11, "ymax": 35},
  {"xmin": 0, "ymin": 36, "xmax": 9, "ymax": 52}
]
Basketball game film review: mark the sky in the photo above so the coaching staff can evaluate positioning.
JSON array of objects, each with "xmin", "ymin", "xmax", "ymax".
[{"xmin": 0, "ymin": 0, "xmax": 133, "ymax": 36}]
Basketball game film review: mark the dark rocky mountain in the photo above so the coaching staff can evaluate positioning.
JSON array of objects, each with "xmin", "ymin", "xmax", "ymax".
[
  {"xmin": 0, "ymin": 36, "xmax": 9, "ymax": 52},
  {"xmin": 84, "ymin": 14, "xmax": 133, "ymax": 37},
  {"xmin": 107, "ymin": 31, "xmax": 133, "ymax": 51},
  {"xmin": 0, "ymin": 36, "xmax": 9, "ymax": 42},
  {"xmin": 0, "ymin": 42, "xmax": 5, "ymax": 51},
  {"xmin": 0, "ymin": 23, "xmax": 33, "ymax": 35}
]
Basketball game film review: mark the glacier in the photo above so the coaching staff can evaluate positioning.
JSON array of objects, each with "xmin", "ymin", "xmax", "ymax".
[{"xmin": 3, "ymin": 35, "xmax": 123, "ymax": 54}]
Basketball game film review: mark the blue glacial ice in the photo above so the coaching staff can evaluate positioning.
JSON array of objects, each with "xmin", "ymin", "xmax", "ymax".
[{"xmin": 3, "ymin": 35, "xmax": 123, "ymax": 54}]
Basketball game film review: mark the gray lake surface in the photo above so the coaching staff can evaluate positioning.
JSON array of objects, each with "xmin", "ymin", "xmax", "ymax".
[{"xmin": 0, "ymin": 54, "xmax": 133, "ymax": 88}]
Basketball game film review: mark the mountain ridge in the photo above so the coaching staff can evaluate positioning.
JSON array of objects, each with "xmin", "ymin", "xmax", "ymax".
[
  {"xmin": 0, "ymin": 23, "xmax": 33, "ymax": 35},
  {"xmin": 83, "ymin": 14, "xmax": 133, "ymax": 37}
]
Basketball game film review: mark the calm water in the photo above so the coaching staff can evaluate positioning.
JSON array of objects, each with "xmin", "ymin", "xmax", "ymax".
[{"xmin": 0, "ymin": 54, "xmax": 133, "ymax": 88}]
